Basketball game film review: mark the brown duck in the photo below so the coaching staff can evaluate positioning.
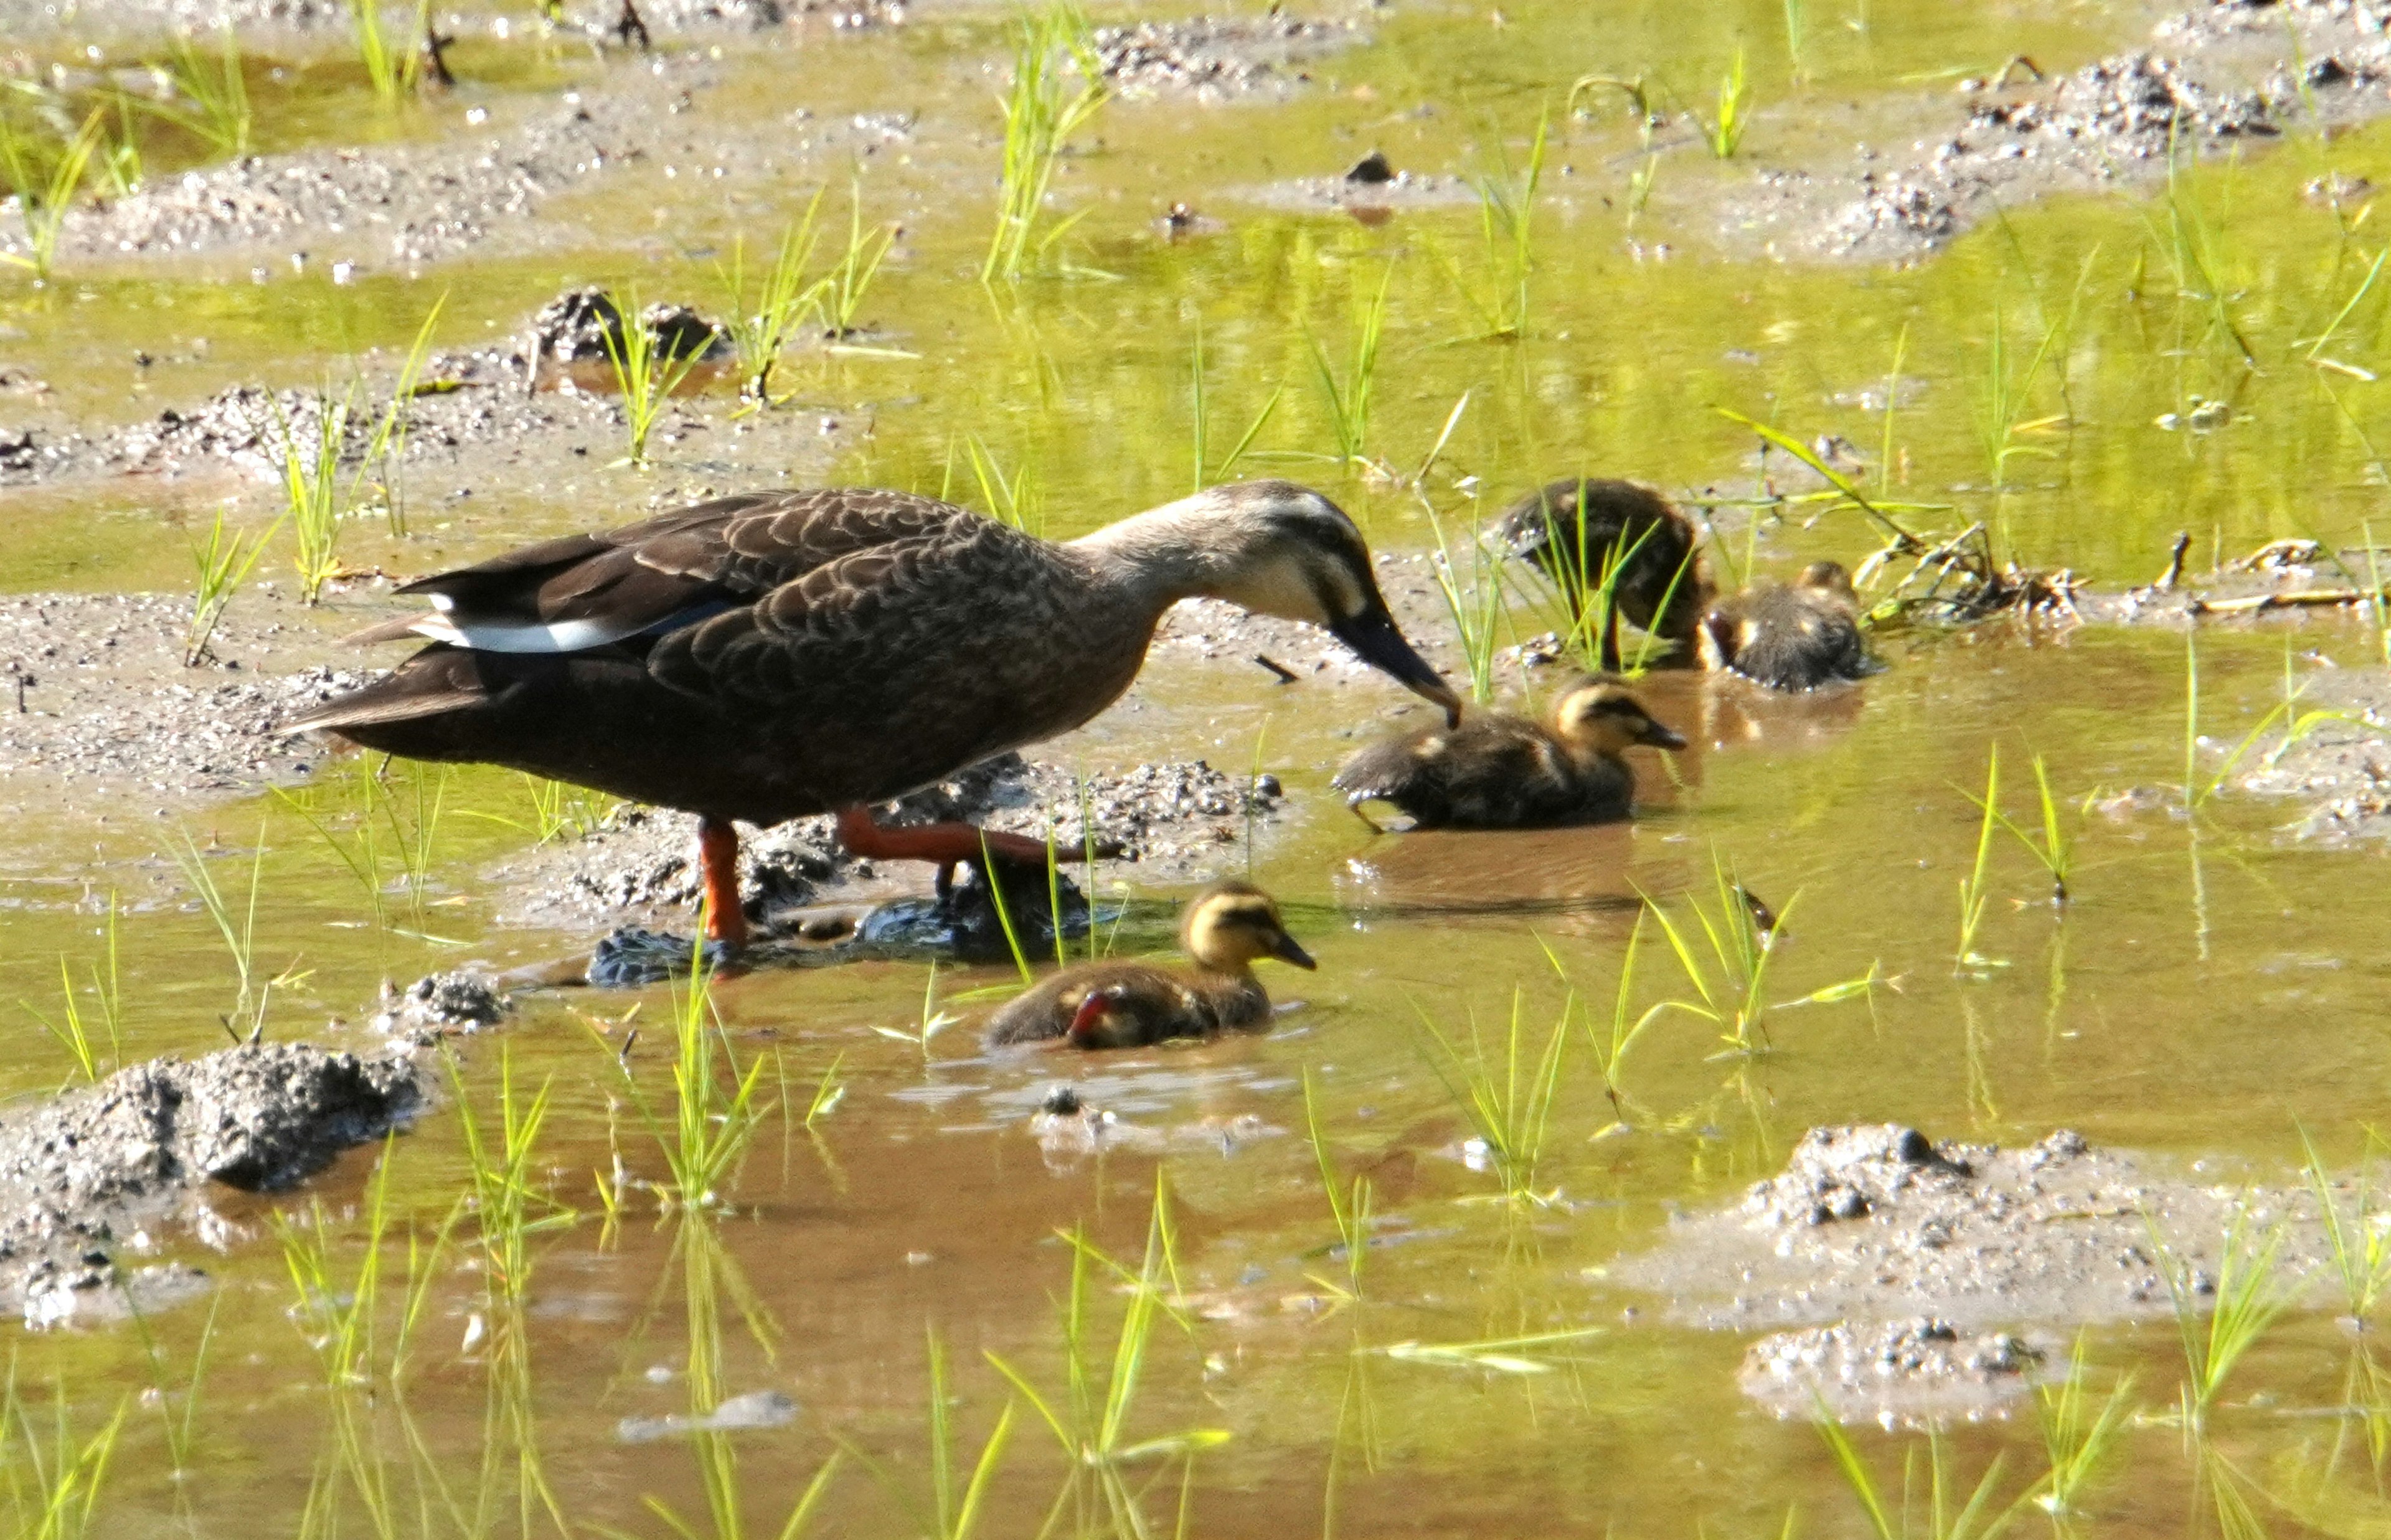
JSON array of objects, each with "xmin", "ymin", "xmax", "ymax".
[
  {"xmin": 1697, "ymin": 561, "xmax": 1872, "ymax": 691},
  {"xmin": 1332, "ymin": 680, "xmax": 1686, "ymax": 830},
  {"xmin": 983, "ymin": 880, "xmax": 1314, "ymax": 1049},
  {"xmin": 1493, "ymin": 477, "xmax": 1710, "ymax": 667},
  {"xmin": 285, "ymin": 482, "xmax": 1459, "ymax": 946}
]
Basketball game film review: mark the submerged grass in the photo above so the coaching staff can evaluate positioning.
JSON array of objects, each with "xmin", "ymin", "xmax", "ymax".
[
  {"xmin": 0, "ymin": 1367, "xmax": 130, "ymax": 1540},
  {"xmin": 1817, "ymin": 1422, "xmax": 2021, "ymax": 1540}
]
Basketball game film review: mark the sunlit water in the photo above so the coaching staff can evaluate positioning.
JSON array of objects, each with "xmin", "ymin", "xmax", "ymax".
[{"xmin": 7, "ymin": 0, "xmax": 2391, "ymax": 1533}]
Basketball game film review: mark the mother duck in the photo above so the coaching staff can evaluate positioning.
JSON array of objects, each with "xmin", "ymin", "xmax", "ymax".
[{"xmin": 286, "ymin": 480, "xmax": 1459, "ymax": 946}]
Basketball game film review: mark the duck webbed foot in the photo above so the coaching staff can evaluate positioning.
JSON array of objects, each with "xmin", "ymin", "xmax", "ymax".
[{"xmin": 834, "ymin": 805, "xmax": 1113, "ymax": 869}]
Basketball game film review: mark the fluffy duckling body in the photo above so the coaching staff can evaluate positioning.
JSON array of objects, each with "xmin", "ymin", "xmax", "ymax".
[
  {"xmin": 1493, "ymin": 479, "xmax": 1711, "ymax": 666},
  {"xmin": 1332, "ymin": 681, "xmax": 1686, "ymax": 830},
  {"xmin": 1699, "ymin": 561, "xmax": 1872, "ymax": 692},
  {"xmin": 983, "ymin": 880, "xmax": 1315, "ymax": 1050}
]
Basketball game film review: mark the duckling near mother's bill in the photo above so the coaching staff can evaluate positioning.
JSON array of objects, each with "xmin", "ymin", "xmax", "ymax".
[
  {"xmin": 1332, "ymin": 680, "xmax": 1686, "ymax": 830},
  {"xmin": 1493, "ymin": 478, "xmax": 1712, "ymax": 668},
  {"xmin": 983, "ymin": 880, "xmax": 1315, "ymax": 1051},
  {"xmin": 1698, "ymin": 561, "xmax": 1874, "ymax": 692}
]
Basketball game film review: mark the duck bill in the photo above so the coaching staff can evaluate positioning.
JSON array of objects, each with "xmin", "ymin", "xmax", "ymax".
[
  {"xmin": 1268, "ymin": 932, "xmax": 1319, "ymax": 971},
  {"xmin": 1329, "ymin": 606, "xmax": 1463, "ymax": 727},
  {"xmin": 1638, "ymin": 720, "xmax": 1689, "ymax": 751}
]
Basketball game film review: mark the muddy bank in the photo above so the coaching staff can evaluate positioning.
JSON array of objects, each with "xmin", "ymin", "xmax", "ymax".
[
  {"xmin": 1091, "ymin": 14, "xmax": 1359, "ymax": 99},
  {"xmin": 2237, "ymin": 659, "xmax": 2391, "ymax": 840},
  {"xmin": 1731, "ymin": 0, "xmax": 2391, "ymax": 261},
  {"xmin": 1613, "ymin": 1124, "xmax": 2330, "ymax": 1424},
  {"xmin": 0, "ymin": 1041, "xmax": 423, "ymax": 1327}
]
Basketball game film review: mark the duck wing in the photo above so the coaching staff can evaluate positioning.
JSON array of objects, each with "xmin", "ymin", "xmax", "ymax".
[{"xmin": 346, "ymin": 488, "xmax": 984, "ymax": 654}]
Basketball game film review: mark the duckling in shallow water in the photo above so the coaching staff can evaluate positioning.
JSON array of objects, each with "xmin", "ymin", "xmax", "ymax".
[
  {"xmin": 1698, "ymin": 561, "xmax": 1872, "ymax": 692},
  {"xmin": 1332, "ymin": 680, "xmax": 1686, "ymax": 830},
  {"xmin": 983, "ymin": 880, "xmax": 1315, "ymax": 1050},
  {"xmin": 1493, "ymin": 479, "xmax": 1711, "ymax": 667}
]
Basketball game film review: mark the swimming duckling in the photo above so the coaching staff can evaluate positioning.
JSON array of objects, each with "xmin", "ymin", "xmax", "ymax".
[
  {"xmin": 1493, "ymin": 479, "xmax": 1711, "ymax": 667},
  {"xmin": 983, "ymin": 880, "xmax": 1315, "ymax": 1050},
  {"xmin": 1698, "ymin": 561, "xmax": 1873, "ymax": 692},
  {"xmin": 1332, "ymin": 680, "xmax": 1687, "ymax": 830}
]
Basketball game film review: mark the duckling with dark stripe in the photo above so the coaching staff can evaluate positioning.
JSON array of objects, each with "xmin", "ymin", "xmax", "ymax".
[
  {"xmin": 1332, "ymin": 680, "xmax": 1686, "ymax": 830},
  {"xmin": 983, "ymin": 880, "xmax": 1314, "ymax": 1050}
]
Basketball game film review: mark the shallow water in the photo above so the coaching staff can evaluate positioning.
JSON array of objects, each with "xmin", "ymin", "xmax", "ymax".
[{"xmin": 9, "ymin": 0, "xmax": 2391, "ymax": 1533}]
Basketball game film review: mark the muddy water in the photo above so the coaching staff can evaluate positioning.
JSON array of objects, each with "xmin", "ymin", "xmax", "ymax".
[{"xmin": 11, "ymin": 0, "xmax": 2391, "ymax": 1533}]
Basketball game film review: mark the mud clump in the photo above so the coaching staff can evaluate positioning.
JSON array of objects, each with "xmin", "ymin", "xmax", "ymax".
[
  {"xmin": 1742, "ymin": 1319, "xmax": 2047, "ymax": 1426},
  {"xmin": 1613, "ymin": 1124, "xmax": 2326, "ymax": 1423},
  {"xmin": 522, "ymin": 287, "xmax": 733, "ymax": 391},
  {"xmin": 374, "ymin": 972, "xmax": 513, "ymax": 1041},
  {"xmin": 0, "ymin": 1043, "xmax": 424, "ymax": 1326},
  {"xmin": 1090, "ymin": 14, "xmax": 1358, "ymax": 98}
]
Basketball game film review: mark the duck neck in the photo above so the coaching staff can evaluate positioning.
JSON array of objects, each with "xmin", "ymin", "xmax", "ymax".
[{"xmin": 1068, "ymin": 502, "xmax": 1245, "ymax": 611}]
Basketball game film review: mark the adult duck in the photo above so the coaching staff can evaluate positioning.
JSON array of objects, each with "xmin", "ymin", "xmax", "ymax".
[{"xmin": 286, "ymin": 481, "xmax": 1458, "ymax": 946}]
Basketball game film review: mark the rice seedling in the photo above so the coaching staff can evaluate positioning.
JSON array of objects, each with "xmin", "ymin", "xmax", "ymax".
[
  {"xmin": 804, "ymin": 1050, "xmax": 846, "ymax": 1127},
  {"xmin": 1712, "ymin": 406, "xmax": 1926, "ymax": 552},
  {"xmin": 2031, "ymin": 1333, "xmax": 2135, "ymax": 1519},
  {"xmin": 350, "ymin": 296, "xmax": 446, "ymax": 536},
  {"xmin": 1964, "ymin": 751, "xmax": 2075, "ymax": 904},
  {"xmin": 269, "ymin": 388, "xmax": 354, "ymax": 604},
  {"xmin": 89, "ymin": 94, "xmax": 142, "ymax": 199},
  {"xmin": 0, "ymin": 108, "xmax": 104, "ymax": 284},
  {"xmin": 985, "ymin": 1190, "xmax": 1225, "ymax": 1534},
  {"xmin": 838, "ymin": 1330, "xmax": 1015, "ymax": 1540},
  {"xmin": 158, "ymin": 26, "xmax": 252, "ymax": 157},
  {"xmin": 450, "ymin": 1046, "xmax": 580, "ymax": 1305},
  {"xmin": 1523, "ymin": 493, "xmax": 1695, "ymax": 673},
  {"xmin": 521, "ymin": 772, "xmax": 616, "ymax": 843},
  {"xmin": 184, "ymin": 507, "xmax": 281, "ymax": 666},
  {"xmin": 22, "ymin": 893, "xmax": 123, "ymax": 1082},
  {"xmin": 1953, "ymin": 746, "xmax": 2006, "ymax": 977},
  {"xmin": 983, "ymin": 1, "xmax": 1108, "ymax": 282},
  {"xmin": 1187, "ymin": 317, "xmax": 1282, "ymax": 492},
  {"xmin": 274, "ymin": 1138, "xmax": 411, "ymax": 1389},
  {"xmin": 1420, "ymin": 498, "xmax": 1504, "ymax": 705},
  {"xmin": 715, "ymin": 192, "xmax": 830, "ymax": 405},
  {"xmin": 1877, "ymin": 323, "xmax": 1909, "ymax": 498},
  {"xmin": 1816, "ymin": 1420, "xmax": 2021, "ymax": 1540},
  {"xmin": 961, "ymin": 435, "xmax": 1044, "ymax": 535},
  {"xmin": 1696, "ymin": 47, "xmax": 1752, "ymax": 160},
  {"xmin": 2150, "ymin": 1208, "xmax": 2291, "ymax": 1429},
  {"xmin": 351, "ymin": 0, "xmax": 434, "ymax": 105},
  {"xmin": 1644, "ymin": 852, "xmax": 1883, "ymax": 1055},
  {"xmin": 2182, "ymin": 632, "xmax": 2369, "ymax": 809},
  {"xmin": 1301, "ymin": 1068, "xmax": 1372, "ymax": 1301},
  {"xmin": 1306, "ymin": 266, "xmax": 1392, "ymax": 470},
  {"xmin": 170, "ymin": 822, "xmax": 285, "ymax": 1042},
  {"xmin": 1433, "ymin": 111, "xmax": 1547, "ymax": 342},
  {"xmin": 2303, "ymin": 1125, "xmax": 2391, "ymax": 1322},
  {"xmin": 1539, "ymin": 923, "xmax": 1665, "ymax": 1123},
  {"xmin": 602, "ymin": 286, "xmax": 709, "ymax": 467},
  {"xmin": 608, "ymin": 950, "xmax": 773, "ymax": 1210},
  {"xmin": 872, "ymin": 961, "xmax": 961, "ymax": 1060},
  {"xmin": 0, "ymin": 1369, "xmax": 130, "ymax": 1540},
  {"xmin": 1975, "ymin": 256, "xmax": 2095, "ymax": 487},
  {"xmin": 276, "ymin": 758, "xmax": 453, "ymax": 937},
  {"xmin": 123, "ymin": 1290, "xmax": 220, "ymax": 1485},
  {"xmin": 821, "ymin": 175, "xmax": 897, "ymax": 340},
  {"xmin": 1410, "ymin": 988, "xmax": 1570, "ymax": 1206},
  {"xmin": 2303, "ymin": 242, "xmax": 2386, "ymax": 375}
]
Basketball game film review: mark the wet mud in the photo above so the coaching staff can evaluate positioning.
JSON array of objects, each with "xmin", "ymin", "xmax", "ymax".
[
  {"xmin": 0, "ymin": 1042, "xmax": 423, "ymax": 1328},
  {"xmin": 1615, "ymin": 1124, "xmax": 2332, "ymax": 1424}
]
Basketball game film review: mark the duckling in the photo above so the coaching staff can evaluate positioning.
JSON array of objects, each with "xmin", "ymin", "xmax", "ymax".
[
  {"xmin": 983, "ymin": 880, "xmax": 1316, "ymax": 1050},
  {"xmin": 1493, "ymin": 478, "xmax": 1712, "ymax": 667},
  {"xmin": 1697, "ymin": 561, "xmax": 1873, "ymax": 692},
  {"xmin": 1332, "ymin": 680, "xmax": 1686, "ymax": 830}
]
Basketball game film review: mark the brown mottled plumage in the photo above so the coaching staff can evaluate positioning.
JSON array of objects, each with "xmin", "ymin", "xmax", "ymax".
[
  {"xmin": 983, "ymin": 880, "xmax": 1315, "ymax": 1049},
  {"xmin": 1492, "ymin": 478, "xmax": 1711, "ymax": 667},
  {"xmin": 1697, "ymin": 561, "xmax": 1873, "ymax": 692},
  {"xmin": 285, "ymin": 482, "xmax": 1460, "ymax": 945},
  {"xmin": 1332, "ymin": 680, "xmax": 1687, "ymax": 830}
]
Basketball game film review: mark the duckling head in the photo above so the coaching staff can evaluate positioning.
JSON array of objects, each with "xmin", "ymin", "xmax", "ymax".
[
  {"xmin": 1794, "ymin": 560, "xmax": 1858, "ymax": 601},
  {"xmin": 1552, "ymin": 682, "xmax": 1689, "ymax": 755},
  {"xmin": 1077, "ymin": 481, "xmax": 1461, "ymax": 725},
  {"xmin": 1180, "ymin": 878, "xmax": 1317, "ymax": 974}
]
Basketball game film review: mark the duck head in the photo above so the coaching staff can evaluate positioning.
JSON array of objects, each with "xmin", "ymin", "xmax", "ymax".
[
  {"xmin": 1794, "ymin": 560, "xmax": 1859, "ymax": 602},
  {"xmin": 1077, "ymin": 481, "xmax": 1462, "ymax": 725},
  {"xmin": 1181, "ymin": 878, "xmax": 1317, "ymax": 974},
  {"xmin": 1552, "ymin": 681, "xmax": 1687, "ymax": 754}
]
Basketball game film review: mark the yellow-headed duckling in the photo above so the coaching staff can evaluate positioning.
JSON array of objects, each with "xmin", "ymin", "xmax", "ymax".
[
  {"xmin": 1332, "ymin": 680, "xmax": 1686, "ymax": 830},
  {"xmin": 1493, "ymin": 478, "xmax": 1712, "ymax": 667},
  {"xmin": 983, "ymin": 880, "xmax": 1315, "ymax": 1050},
  {"xmin": 1698, "ymin": 561, "xmax": 1873, "ymax": 692}
]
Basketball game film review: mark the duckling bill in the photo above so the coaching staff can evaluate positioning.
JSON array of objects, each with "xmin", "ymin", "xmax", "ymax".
[
  {"xmin": 1698, "ymin": 561, "xmax": 1874, "ymax": 692},
  {"xmin": 1332, "ymin": 680, "xmax": 1685, "ymax": 830},
  {"xmin": 984, "ymin": 880, "xmax": 1314, "ymax": 1050}
]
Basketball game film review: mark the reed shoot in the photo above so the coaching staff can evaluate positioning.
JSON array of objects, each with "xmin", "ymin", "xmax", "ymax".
[
  {"xmin": 24, "ymin": 894, "xmax": 122, "ymax": 1083},
  {"xmin": 1816, "ymin": 1421, "xmax": 2018, "ymax": 1540},
  {"xmin": 351, "ymin": 296, "xmax": 446, "ymax": 536},
  {"xmin": 1541, "ymin": 923, "xmax": 1664, "ymax": 1121},
  {"xmin": 1422, "ymin": 499, "xmax": 1504, "ymax": 705},
  {"xmin": 1436, "ymin": 111, "xmax": 1547, "ymax": 340},
  {"xmin": 450, "ymin": 1046, "xmax": 578, "ymax": 1305},
  {"xmin": 170, "ymin": 824, "xmax": 276, "ymax": 1041},
  {"xmin": 0, "ymin": 1371, "xmax": 130, "ymax": 1540},
  {"xmin": 352, "ymin": 0, "xmax": 432, "ymax": 104}
]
